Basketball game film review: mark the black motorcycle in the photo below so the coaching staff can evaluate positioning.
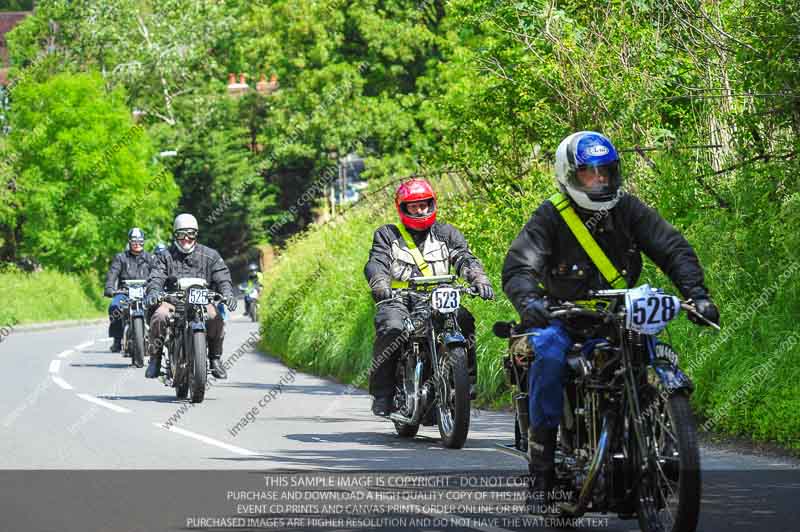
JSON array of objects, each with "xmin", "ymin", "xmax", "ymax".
[
  {"xmin": 494, "ymin": 285, "xmax": 719, "ymax": 532},
  {"xmin": 114, "ymin": 279, "xmax": 148, "ymax": 368},
  {"xmin": 160, "ymin": 277, "xmax": 224, "ymax": 403},
  {"xmin": 388, "ymin": 274, "xmax": 478, "ymax": 449}
]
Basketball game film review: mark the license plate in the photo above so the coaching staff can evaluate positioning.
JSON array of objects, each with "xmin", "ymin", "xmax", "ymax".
[
  {"xmin": 432, "ymin": 287, "xmax": 460, "ymax": 314},
  {"xmin": 625, "ymin": 284, "xmax": 681, "ymax": 334},
  {"xmin": 128, "ymin": 286, "xmax": 145, "ymax": 299},
  {"xmin": 187, "ymin": 287, "xmax": 209, "ymax": 305}
]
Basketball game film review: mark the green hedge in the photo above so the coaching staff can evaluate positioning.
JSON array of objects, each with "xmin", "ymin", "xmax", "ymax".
[
  {"xmin": 0, "ymin": 266, "xmax": 105, "ymax": 326},
  {"xmin": 260, "ymin": 171, "xmax": 800, "ymax": 451}
]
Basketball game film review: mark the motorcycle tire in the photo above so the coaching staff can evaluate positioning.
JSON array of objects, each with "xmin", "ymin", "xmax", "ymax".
[
  {"xmin": 635, "ymin": 391, "xmax": 700, "ymax": 532},
  {"xmin": 131, "ymin": 317, "xmax": 145, "ymax": 368},
  {"xmin": 190, "ymin": 331, "xmax": 207, "ymax": 404},
  {"xmin": 436, "ymin": 346, "xmax": 470, "ymax": 449}
]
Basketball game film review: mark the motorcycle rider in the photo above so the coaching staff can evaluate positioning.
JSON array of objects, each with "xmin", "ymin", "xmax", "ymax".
[
  {"xmin": 364, "ymin": 178, "xmax": 495, "ymax": 417},
  {"xmin": 153, "ymin": 242, "xmax": 168, "ymax": 256},
  {"xmin": 502, "ymin": 131, "xmax": 720, "ymax": 506},
  {"xmin": 243, "ymin": 263, "xmax": 263, "ymax": 317},
  {"xmin": 145, "ymin": 214, "xmax": 237, "ymax": 380},
  {"xmin": 103, "ymin": 228, "xmax": 154, "ymax": 357}
]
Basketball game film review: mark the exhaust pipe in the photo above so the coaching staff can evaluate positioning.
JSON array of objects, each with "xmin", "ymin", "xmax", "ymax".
[{"xmin": 560, "ymin": 416, "xmax": 613, "ymax": 517}]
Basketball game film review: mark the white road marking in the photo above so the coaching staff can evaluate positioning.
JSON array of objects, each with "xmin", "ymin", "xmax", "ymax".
[
  {"xmin": 48, "ymin": 360, "xmax": 61, "ymax": 374},
  {"xmin": 57, "ymin": 349, "xmax": 74, "ymax": 358},
  {"xmin": 153, "ymin": 423, "xmax": 260, "ymax": 456},
  {"xmin": 76, "ymin": 393, "xmax": 131, "ymax": 413},
  {"xmin": 51, "ymin": 376, "xmax": 73, "ymax": 390},
  {"xmin": 75, "ymin": 341, "xmax": 94, "ymax": 350}
]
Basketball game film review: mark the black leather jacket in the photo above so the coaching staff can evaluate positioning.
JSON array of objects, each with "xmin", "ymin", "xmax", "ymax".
[
  {"xmin": 104, "ymin": 250, "xmax": 154, "ymax": 297},
  {"xmin": 146, "ymin": 243, "xmax": 233, "ymax": 301},
  {"xmin": 502, "ymin": 193, "xmax": 709, "ymax": 314}
]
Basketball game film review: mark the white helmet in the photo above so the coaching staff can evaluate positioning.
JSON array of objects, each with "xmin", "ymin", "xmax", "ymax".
[
  {"xmin": 173, "ymin": 213, "xmax": 199, "ymax": 254},
  {"xmin": 555, "ymin": 131, "xmax": 622, "ymax": 211}
]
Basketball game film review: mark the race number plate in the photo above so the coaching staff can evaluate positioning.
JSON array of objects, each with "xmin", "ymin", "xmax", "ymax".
[
  {"xmin": 187, "ymin": 288, "xmax": 209, "ymax": 305},
  {"xmin": 432, "ymin": 287, "xmax": 460, "ymax": 314},
  {"xmin": 625, "ymin": 284, "xmax": 681, "ymax": 334},
  {"xmin": 128, "ymin": 286, "xmax": 145, "ymax": 299}
]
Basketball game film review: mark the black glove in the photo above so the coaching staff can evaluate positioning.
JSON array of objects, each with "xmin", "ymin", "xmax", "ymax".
[
  {"xmin": 225, "ymin": 295, "xmax": 238, "ymax": 312},
  {"xmin": 688, "ymin": 297, "xmax": 719, "ymax": 326},
  {"xmin": 472, "ymin": 281, "xmax": 494, "ymax": 300},
  {"xmin": 103, "ymin": 288, "xmax": 114, "ymax": 298},
  {"xmin": 369, "ymin": 277, "xmax": 392, "ymax": 303},
  {"xmin": 521, "ymin": 298, "xmax": 552, "ymax": 329},
  {"xmin": 144, "ymin": 292, "xmax": 163, "ymax": 309}
]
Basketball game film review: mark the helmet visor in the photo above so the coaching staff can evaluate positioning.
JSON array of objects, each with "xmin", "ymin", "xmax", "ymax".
[
  {"xmin": 399, "ymin": 199, "xmax": 436, "ymax": 219},
  {"xmin": 569, "ymin": 161, "xmax": 622, "ymax": 200}
]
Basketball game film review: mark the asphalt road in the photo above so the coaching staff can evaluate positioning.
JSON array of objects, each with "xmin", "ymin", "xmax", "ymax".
[{"xmin": 1, "ymin": 315, "xmax": 797, "ymax": 532}]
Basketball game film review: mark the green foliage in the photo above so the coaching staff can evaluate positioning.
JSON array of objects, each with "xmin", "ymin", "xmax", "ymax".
[
  {"xmin": 4, "ymin": 72, "xmax": 179, "ymax": 271},
  {"xmin": 151, "ymin": 96, "xmax": 279, "ymax": 259},
  {"xmin": 0, "ymin": 266, "xmax": 105, "ymax": 326},
  {"xmin": 3, "ymin": 0, "xmax": 799, "ymax": 449},
  {"xmin": 0, "ymin": 0, "xmax": 34, "ymax": 11},
  {"xmin": 259, "ymin": 0, "xmax": 800, "ymax": 450}
]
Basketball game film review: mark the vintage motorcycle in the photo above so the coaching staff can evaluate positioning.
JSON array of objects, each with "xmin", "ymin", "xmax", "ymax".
[
  {"xmin": 388, "ymin": 274, "xmax": 478, "ymax": 449},
  {"xmin": 494, "ymin": 285, "xmax": 719, "ymax": 532},
  {"xmin": 160, "ymin": 277, "xmax": 224, "ymax": 403},
  {"xmin": 239, "ymin": 281, "xmax": 260, "ymax": 322},
  {"xmin": 114, "ymin": 279, "xmax": 148, "ymax": 368}
]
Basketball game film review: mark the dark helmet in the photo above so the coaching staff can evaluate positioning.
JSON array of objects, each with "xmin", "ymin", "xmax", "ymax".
[
  {"xmin": 248, "ymin": 263, "xmax": 259, "ymax": 279},
  {"xmin": 128, "ymin": 227, "xmax": 145, "ymax": 243},
  {"xmin": 153, "ymin": 242, "xmax": 168, "ymax": 255}
]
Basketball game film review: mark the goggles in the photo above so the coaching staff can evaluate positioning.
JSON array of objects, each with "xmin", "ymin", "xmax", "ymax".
[{"xmin": 174, "ymin": 229, "xmax": 198, "ymax": 241}]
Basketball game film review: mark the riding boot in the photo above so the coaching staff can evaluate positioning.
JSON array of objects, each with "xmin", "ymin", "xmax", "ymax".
[
  {"xmin": 208, "ymin": 337, "xmax": 227, "ymax": 379},
  {"xmin": 145, "ymin": 342, "xmax": 162, "ymax": 379},
  {"xmin": 527, "ymin": 425, "xmax": 558, "ymax": 514},
  {"xmin": 145, "ymin": 354, "xmax": 161, "ymax": 378},
  {"xmin": 111, "ymin": 337, "xmax": 122, "ymax": 353}
]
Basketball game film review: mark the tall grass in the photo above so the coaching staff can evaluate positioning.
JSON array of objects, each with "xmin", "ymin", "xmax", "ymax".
[
  {"xmin": 260, "ymin": 170, "xmax": 800, "ymax": 450},
  {"xmin": 0, "ymin": 266, "xmax": 106, "ymax": 325}
]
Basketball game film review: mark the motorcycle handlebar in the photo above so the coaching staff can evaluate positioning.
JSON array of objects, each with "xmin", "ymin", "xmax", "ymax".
[{"xmin": 390, "ymin": 285, "xmax": 478, "ymax": 298}]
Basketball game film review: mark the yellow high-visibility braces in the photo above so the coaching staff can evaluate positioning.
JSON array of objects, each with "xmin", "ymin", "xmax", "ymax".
[
  {"xmin": 549, "ymin": 192, "xmax": 628, "ymax": 290},
  {"xmin": 390, "ymin": 224, "xmax": 433, "ymax": 288}
]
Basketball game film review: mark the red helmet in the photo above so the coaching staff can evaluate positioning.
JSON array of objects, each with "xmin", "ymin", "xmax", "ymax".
[{"xmin": 395, "ymin": 178, "xmax": 437, "ymax": 231}]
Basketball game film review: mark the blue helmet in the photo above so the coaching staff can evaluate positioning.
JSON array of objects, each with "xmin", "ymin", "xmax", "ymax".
[{"xmin": 555, "ymin": 131, "xmax": 622, "ymax": 211}]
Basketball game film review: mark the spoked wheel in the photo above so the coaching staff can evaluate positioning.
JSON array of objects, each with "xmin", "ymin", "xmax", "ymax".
[
  {"xmin": 436, "ymin": 346, "xmax": 470, "ymax": 449},
  {"xmin": 635, "ymin": 390, "xmax": 701, "ymax": 532},
  {"xmin": 189, "ymin": 331, "xmax": 207, "ymax": 404},
  {"xmin": 393, "ymin": 353, "xmax": 419, "ymax": 438},
  {"xmin": 131, "ymin": 317, "xmax": 145, "ymax": 368}
]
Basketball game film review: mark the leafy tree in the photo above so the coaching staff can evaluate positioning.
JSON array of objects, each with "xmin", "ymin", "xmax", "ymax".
[
  {"xmin": 3, "ymin": 72, "xmax": 179, "ymax": 270},
  {"xmin": 152, "ymin": 95, "xmax": 279, "ymax": 260}
]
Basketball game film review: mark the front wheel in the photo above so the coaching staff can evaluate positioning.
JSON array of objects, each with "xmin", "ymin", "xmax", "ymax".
[
  {"xmin": 131, "ymin": 317, "xmax": 146, "ymax": 368},
  {"xmin": 250, "ymin": 301, "xmax": 258, "ymax": 322},
  {"xmin": 190, "ymin": 332, "xmax": 207, "ymax": 404},
  {"xmin": 635, "ymin": 391, "xmax": 701, "ymax": 532},
  {"xmin": 436, "ymin": 346, "xmax": 470, "ymax": 449}
]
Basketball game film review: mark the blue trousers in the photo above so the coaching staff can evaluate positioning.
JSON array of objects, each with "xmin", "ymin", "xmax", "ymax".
[
  {"xmin": 108, "ymin": 294, "xmax": 128, "ymax": 340},
  {"xmin": 527, "ymin": 322, "xmax": 573, "ymax": 430}
]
